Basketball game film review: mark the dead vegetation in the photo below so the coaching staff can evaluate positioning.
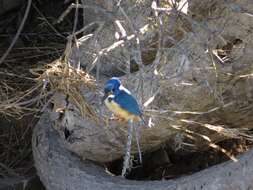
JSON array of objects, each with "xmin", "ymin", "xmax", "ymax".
[
  {"xmin": 1, "ymin": 0, "xmax": 253, "ymax": 186},
  {"xmin": 0, "ymin": 0, "xmax": 68, "ymax": 178},
  {"xmin": 35, "ymin": 58, "xmax": 99, "ymax": 121}
]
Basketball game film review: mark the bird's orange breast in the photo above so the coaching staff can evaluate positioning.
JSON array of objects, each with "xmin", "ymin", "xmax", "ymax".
[{"xmin": 104, "ymin": 98, "xmax": 140, "ymax": 122}]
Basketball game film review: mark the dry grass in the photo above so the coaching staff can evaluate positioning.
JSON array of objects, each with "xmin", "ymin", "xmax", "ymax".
[
  {"xmin": 0, "ymin": 115, "xmax": 36, "ymax": 177},
  {"xmin": 33, "ymin": 58, "xmax": 100, "ymax": 121},
  {"xmin": 0, "ymin": 0, "xmax": 68, "ymax": 178}
]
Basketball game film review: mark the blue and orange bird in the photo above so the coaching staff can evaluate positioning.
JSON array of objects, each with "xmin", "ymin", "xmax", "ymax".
[
  {"xmin": 103, "ymin": 77, "xmax": 143, "ymax": 122},
  {"xmin": 103, "ymin": 77, "xmax": 144, "ymax": 176}
]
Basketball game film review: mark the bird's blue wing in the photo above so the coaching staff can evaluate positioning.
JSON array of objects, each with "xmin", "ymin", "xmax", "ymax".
[{"xmin": 114, "ymin": 90, "xmax": 141, "ymax": 116}]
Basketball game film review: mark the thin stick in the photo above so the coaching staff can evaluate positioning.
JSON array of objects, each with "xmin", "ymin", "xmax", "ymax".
[
  {"xmin": 117, "ymin": 5, "xmax": 145, "ymax": 103},
  {"xmin": 0, "ymin": 0, "xmax": 32, "ymax": 65},
  {"xmin": 134, "ymin": 123, "xmax": 142, "ymax": 164},
  {"xmin": 56, "ymin": 4, "xmax": 113, "ymax": 24},
  {"xmin": 72, "ymin": 0, "xmax": 81, "ymax": 69},
  {"xmin": 32, "ymin": 3, "xmax": 65, "ymax": 39},
  {"xmin": 72, "ymin": 0, "xmax": 79, "ymax": 36},
  {"xmin": 80, "ymin": 0, "xmax": 86, "ymax": 36},
  {"xmin": 121, "ymin": 119, "xmax": 134, "ymax": 177}
]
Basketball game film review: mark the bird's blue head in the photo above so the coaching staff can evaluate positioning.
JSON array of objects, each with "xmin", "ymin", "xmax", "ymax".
[{"xmin": 103, "ymin": 77, "xmax": 121, "ymax": 101}]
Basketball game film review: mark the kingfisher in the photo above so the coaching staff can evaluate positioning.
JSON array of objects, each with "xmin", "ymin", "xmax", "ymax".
[
  {"xmin": 103, "ymin": 77, "xmax": 144, "ymax": 122},
  {"xmin": 103, "ymin": 77, "xmax": 144, "ymax": 176}
]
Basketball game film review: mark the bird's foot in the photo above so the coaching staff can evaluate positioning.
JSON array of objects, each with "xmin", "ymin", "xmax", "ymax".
[{"xmin": 109, "ymin": 115, "xmax": 127, "ymax": 123}]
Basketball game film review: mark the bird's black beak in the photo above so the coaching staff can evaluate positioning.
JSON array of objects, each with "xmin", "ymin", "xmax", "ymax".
[{"xmin": 102, "ymin": 92, "xmax": 108, "ymax": 103}]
